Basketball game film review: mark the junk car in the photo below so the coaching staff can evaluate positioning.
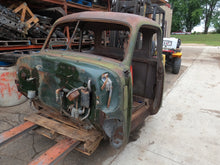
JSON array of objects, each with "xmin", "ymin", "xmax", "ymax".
[{"xmin": 16, "ymin": 11, "xmax": 164, "ymax": 149}]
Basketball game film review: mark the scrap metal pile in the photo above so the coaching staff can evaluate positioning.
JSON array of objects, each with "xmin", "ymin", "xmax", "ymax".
[
  {"xmin": 0, "ymin": 4, "xmax": 25, "ymax": 40},
  {"xmin": 0, "ymin": 3, "xmax": 64, "ymax": 40}
]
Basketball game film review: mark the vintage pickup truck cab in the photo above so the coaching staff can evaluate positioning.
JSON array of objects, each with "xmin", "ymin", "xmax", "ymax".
[{"xmin": 16, "ymin": 12, "xmax": 164, "ymax": 149}]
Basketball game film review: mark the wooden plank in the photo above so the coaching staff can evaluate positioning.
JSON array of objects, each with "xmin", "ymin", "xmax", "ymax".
[
  {"xmin": 13, "ymin": 2, "xmax": 39, "ymax": 29},
  {"xmin": 84, "ymin": 135, "xmax": 103, "ymax": 153},
  {"xmin": 24, "ymin": 114, "xmax": 101, "ymax": 142},
  {"xmin": 0, "ymin": 121, "xmax": 37, "ymax": 147},
  {"xmin": 34, "ymin": 127, "xmax": 58, "ymax": 140},
  {"xmin": 33, "ymin": 126, "xmax": 103, "ymax": 155},
  {"xmin": 75, "ymin": 144, "xmax": 91, "ymax": 156},
  {"xmin": 74, "ymin": 134, "xmax": 103, "ymax": 156},
  {"xmin": 38, "ymin": 109, "xmax": 84, "ymax": 130},
  {"xmin": 28, "ymin": 138, "xmax": 80, "ymax": 165}
]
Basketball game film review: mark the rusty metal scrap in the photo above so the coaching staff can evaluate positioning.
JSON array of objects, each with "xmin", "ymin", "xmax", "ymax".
[
  {"xmin": 16, "ymin": 11, "xmax": 164, "ymax": 151},
  {"xmin": 0, "ymin": 4, "xmax": 64, "ymax": 40},
  {"xmin": 66, "ymin": 89, "xmax": 80, "ymax": 101},
  {"xmin": 0, "ymin": 4, "xmax": 26, "ymax": 40}
]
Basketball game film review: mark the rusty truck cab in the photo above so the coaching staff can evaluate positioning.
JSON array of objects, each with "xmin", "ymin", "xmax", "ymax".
[{"xmin": 16, "ymin": 12, "xmax": 164, "ymax": 149}]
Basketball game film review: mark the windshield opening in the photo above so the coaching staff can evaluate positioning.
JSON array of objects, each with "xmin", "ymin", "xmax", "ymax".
[{"xmin": 44, "ymin": 21, "xmax": 130, "ymax": 62}]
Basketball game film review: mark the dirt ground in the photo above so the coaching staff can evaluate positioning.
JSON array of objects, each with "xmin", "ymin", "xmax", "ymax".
[{"xmin": 0, "ymin": 45, "xmax": 219, "ymax": 165}]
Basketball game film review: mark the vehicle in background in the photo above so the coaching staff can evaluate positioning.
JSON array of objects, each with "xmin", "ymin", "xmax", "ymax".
[{"xmin": 163, "ymin": 37, "xmax": 182, "ymax": 74}]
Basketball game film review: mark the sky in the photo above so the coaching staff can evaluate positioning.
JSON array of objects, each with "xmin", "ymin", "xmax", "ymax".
[
  {"xmin": 192, "ymin": 20, "xmax": 216, "ymax": 32},
  {"xmin": 193, "ymin": 4, "xmax": 220, "ymax": 32}
]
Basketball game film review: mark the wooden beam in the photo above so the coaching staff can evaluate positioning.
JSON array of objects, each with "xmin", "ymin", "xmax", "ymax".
[
  {"xmin": 24, "ymin": 113, "xmax": 101, "ymax": 142},
  {"xmin": 13, "ymin": 2, "xmax": 39, "ymax": 29}
]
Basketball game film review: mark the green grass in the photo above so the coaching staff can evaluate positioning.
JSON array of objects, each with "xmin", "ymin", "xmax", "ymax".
[{"xmin": 171, "ymin": 34, "xmax": 220, "ymax": 46}]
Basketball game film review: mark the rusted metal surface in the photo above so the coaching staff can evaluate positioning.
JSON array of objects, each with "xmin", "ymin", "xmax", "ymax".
[
  {"xmin": 131, "ymin": 105, "xmax": 151, "ymax": 132},
  {"xmin": 51, "ymin": 11, "xmax": 160, "ymax": 28},
  {"xmin": 28, "ymin": 137, "xmax": 80, "ymax": 165},
  {"xmin": 42, "ymin": 12, "xmax": 160, "ymax": 53},
  {"xmin": 66, "ymin": 89, "xmax": 80, "ymax": 101},
  {"xmin": 16, "ymin": 11, "xmax": 164, "ymax": 151},
  {"xmin": 0, "ymin": 3, "xmax": 49, "ymax": 40},
  {"xmin": 0, "ymin": 4, "xmax": 26, "ymax": 40},
  {"xmin": 0, "ymin": 121, "xmax": 37, "ymax": 147}
]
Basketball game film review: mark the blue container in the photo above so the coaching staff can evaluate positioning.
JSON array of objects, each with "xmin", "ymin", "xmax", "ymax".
[
  {"xmin": 0, "ymin": 61, "xmax": 12, "ymax": 67},
  {"xmin": 67, "ymin": 0, "xmax": 92, "ymax": 7}
]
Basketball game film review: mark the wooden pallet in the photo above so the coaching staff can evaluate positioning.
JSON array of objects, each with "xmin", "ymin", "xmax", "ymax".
[
  {"xmin": 13, "ymin": 2, "xmax": 39, "ymax": 29},
  {"xmin": 0, "ymin": 40, "xmax": 30, "ymax": 47},
  {"xmin": 30, "ymin": 38, "xmax": 46, "ymax": 45},
  {"xmin": 24, "ymin": 109, "xmax": 103, "ymax": 155}
]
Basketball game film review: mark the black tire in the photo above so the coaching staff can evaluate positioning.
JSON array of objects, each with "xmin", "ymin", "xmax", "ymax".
[
  {"xmin": 177, "ymin": 39, "xmax": 181, "ymax": 48},
  {"xmin": 172, "ymin": 57, "xmax": 181, "ymax": 74}
]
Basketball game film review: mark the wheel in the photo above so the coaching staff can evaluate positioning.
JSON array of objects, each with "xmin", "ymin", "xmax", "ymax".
[{"xmin": 172, "ymin": 57, "xmax": 181, "ymax": 74}]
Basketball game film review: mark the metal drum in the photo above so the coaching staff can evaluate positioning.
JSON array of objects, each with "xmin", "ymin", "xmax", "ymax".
[{"xmin": 0, "ymin": 63, "xmax": 27, "ymax": 107}]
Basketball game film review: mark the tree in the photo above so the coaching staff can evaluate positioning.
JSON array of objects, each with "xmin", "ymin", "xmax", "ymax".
[
  {"xmin": 202, "ymin": 0, "xmax": 219, "ymax": 33},
  {"xmin": 169, "ymin": 0, "xmax": 202, "ymax": 32},
  {"xmin": 169, "ymin": 0, "xmax": 185, "ymax": 32},
  {"xmin": 212, "ymin": 10, "xmax": 220, "ymax": 33}
]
